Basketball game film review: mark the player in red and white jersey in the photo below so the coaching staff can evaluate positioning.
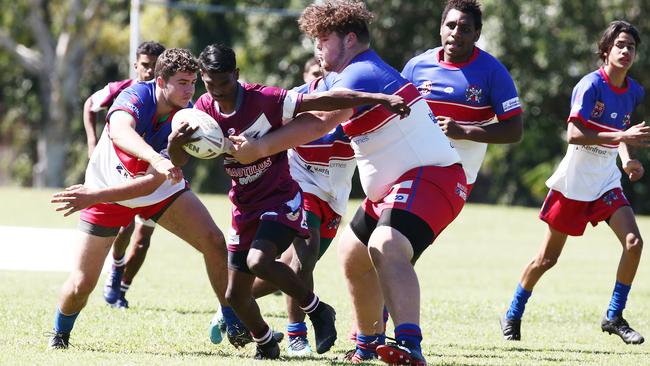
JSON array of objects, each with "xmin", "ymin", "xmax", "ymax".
[
  {"xmin": 171, "ymin": 44, "xmax": 408, "ymax": 360},
  {"xmin": 501, "ymin": 21, "xmax": 648, "ymax": 345},
  {"xmin": 230, "ymin": 2, "xmax": 468, "ymax": 364},
  {"xmin": 82, "ymin": 41, "xmax": 166, "ymax": 309},
  {"xmin": 401, "ymin": 0, "xmax": 523, "ymax": 190},
  {"xmin": 47, "ymin": 49, "xmax": 231, "ymax": 350}
]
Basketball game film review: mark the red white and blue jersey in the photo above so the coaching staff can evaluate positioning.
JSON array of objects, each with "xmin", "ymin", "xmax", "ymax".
[
  {"xmin": 322, "ymin": 49, "xmax": 460, "ymax": 202},
  {"xmin": 89, "ymin": 79, "xmax": 138, "ymax": 112},
  {"xmin": 546, "ymin": 68, "xmax": 644, "ymax": 201},
  {"xmin": 195, "ymin": 83, "xmax": 303, "ymax": 211},
  {"xmin": 288, "ymin": 78, "xmax": 356, "ymax": 216},
  {"xmin": 401, "ymin": 47, "xmax": 523, "ymax": 184},
  {"xmin": 83, "ymin": 81, "xmax": 187, "ymax": 208}
]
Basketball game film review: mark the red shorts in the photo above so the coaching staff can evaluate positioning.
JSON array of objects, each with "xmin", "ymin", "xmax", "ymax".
[
  {"xmin": 539, "ymin": 188, "xmax": 629, "ymax": 236},
  {"xmin": 227, "ymin": 192, "xmax": 309, "ymax": 252},
  {"xmin": 303, "ymin": 192, "xmax": 342, "ymax": 239},
  {"xmin": 361, "ymin": 164, "xmax": 467, "ymax": 236},
  {"xmin": 80, "ymin": 190, "xmax": 185, "ymax": 228}
]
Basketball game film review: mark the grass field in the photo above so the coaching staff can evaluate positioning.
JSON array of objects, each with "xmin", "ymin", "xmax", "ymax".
[{"xmin": 1, "ymin": 187, "xmax": 649, "ymax": 365}]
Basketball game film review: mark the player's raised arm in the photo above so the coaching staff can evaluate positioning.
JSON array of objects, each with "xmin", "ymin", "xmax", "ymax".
[{"xmin": 296, "ymin": 89, "xmax": 410, "ymax": 118}]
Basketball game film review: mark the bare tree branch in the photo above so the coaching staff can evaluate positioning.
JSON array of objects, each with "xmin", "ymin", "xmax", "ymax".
[
  {"xmin": 0, "ymin": 29, "xmax": 43, "ymax": 74},
  {"xmin": 28, "ymin": 0, "xmax": 55, "ymax": 64}
]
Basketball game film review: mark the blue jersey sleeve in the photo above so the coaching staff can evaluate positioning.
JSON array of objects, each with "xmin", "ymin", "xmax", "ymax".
[
  {"xmin": 292, "ymin": 82, "xmax": 309, "ymax": 93},
  {"xmin": 568, "ymin": 76, "xmax": 598, "ymax": 124},
  {"xmin": 488, "ymin": 61, "xmax": 522, "ymax": 119}
]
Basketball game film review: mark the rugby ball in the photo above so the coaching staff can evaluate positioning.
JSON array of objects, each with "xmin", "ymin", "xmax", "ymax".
[{"xmin": 171, "ymin": 108, "xmax": 226, "ymax": 159}]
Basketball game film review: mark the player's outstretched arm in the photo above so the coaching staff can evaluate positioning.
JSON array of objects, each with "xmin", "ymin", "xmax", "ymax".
[
  {"xmin": 109, "ymin": 110, "xmax": 184, "ymax": 184},
  {"xmin": 297, "ymin": 90, "xmax": 410, "ymax": 118},
  {"xmin": 437, "ymin": 114, "xmax": 523, "ymax": 143},
  {"xmin": 50, "ymin": 169, "xmax": 166, "ymax": 217},
  {"xmin": 230, "ymin": 109, "xmax": 352, "ymax": 164},
  {"xmin": 568, "ymin": 119, "xmax": 650, "ymax": 146}
]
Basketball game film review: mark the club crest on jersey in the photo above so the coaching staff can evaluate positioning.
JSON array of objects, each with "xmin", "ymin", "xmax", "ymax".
[
  {"xmin": 417, "ymin": 81, "xmax": 434, "ymax": 95},
  {"xmin": 115, "ymin": 165, "xmax": 130, "ymax": 179},
  {"xmin": 591, "ymin": 101, "xmax": 605, "ymax": 119},
  {"xmin": 622, "ymin": 113, "xmax": 631, "ymax": 128},
  {"xmin": 465, "ymin": 85, "xmax": 482, "ymax": 103}
]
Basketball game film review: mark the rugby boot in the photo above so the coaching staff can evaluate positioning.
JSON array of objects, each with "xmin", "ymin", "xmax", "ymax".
[
  {"xmin": 376, "ymin": 340, "xmax": 426, "ymax": 366},
  {"xmin": 209, "ymin": 309, "xmax": 226, "ymax": 345},
  {"xmin": 227, "ymin": 323, "xmax": 283, "ymax": 348},
  {"xmin": 103, "ymin": 266, "xmax": 124, "ymax": 305},
  {"xmin": 307, "ymin": 302, "xmax": 337, "ymax": 354},
  {"xmin": 499, "ymin": 314, "xmax": 521, "ymax": 341},
  {"xmin": 287, "ymin": 335, "xmax": 313, "ymax": 357},
  {"xmin": 111, "ymin": 294, "xmax": 129, "ymax": 309},
  {"xmin": 601, "ymin": 315, "xmax": 645, "ymax": 344},
  {"xmin": 343, "ymin": 347, "xmax": 377, "ymax": 363},
  {"xmin": 254, "ymin": 337, "xmax": 281, "ymax": 360},
  {"xmin": 47, "ymin": 331, "xmax": 70, "ymax": 350}
]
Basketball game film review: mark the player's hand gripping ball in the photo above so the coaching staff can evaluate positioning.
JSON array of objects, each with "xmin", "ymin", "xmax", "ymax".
[{"xmin": 171, "ymin": 108, "xmax": 225, "ymax": 159}]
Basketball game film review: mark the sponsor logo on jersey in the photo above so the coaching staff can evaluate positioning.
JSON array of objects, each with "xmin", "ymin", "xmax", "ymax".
[
  {"xmin": 591, "ymin": 101, "xmax": 605, "ymax": 119},
  {"xmin": 417, "ymin": 81, "xmax": 434, "ymax": 95},
  {"xmin": 227, "ymin": 128, "xmax": 236, "ymax": 136},
  {"xmin": 502, "ymin": 97, "xmax": 521, "ymax": 112},
  {"xmin": 115, "ymin": 164, "xmax": 130, "ymax": 179},
  {"xmin": 455, "ymin": 183, "xmax": 468, "ymax": 201},
  {"xmin": 443, "ymin": 86, "xmax": 454, "ymax": 94},
  {"xmin": 610, "ymin": 112, "xmax": 618, "ymax": 119},
  {"xmin": 385, "ymin": 193, "xmax": 409, "ymax": 204},
  {"xmin": 465, "ymin": 85, "xmax": 483, "ymax": 103}
]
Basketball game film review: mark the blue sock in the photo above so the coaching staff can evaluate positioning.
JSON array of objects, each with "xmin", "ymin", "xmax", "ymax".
[
  {"xmin": 356, "ymin": 333, "xmax": 380, "ymax": 358},
  {"xmin": 287, "ymin": 321, "xmax": 307, "ymax": 338},
  {"xmin": 607, "ymin": 281, "xmax": 631, "ymax": 320},
  {"xmin": 221, "ymin": 306, "xmax": 241, "ymax": 327},
  {"xmin": 394, "ymin": 323, "xmax": 422, "ymax": 353},
  {"xmin": 505, "ymin": 283, "xmax": 532, "ymax": 320},
  {"xmin": 54, "ymin": 308, "xmax": 79, "ymax": 334}
]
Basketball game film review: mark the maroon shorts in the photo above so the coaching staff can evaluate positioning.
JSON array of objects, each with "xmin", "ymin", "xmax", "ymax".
[
  {"xmin": 362, "ymin": 164, "xmax": 467, "ymax": 236},
  {"xmin": 227, "ymin": 192, "xmax": 309, "ymax": 252},
  {"xmin": 539, "ymin": 188, "xmax": 629, "ymax": 236},
  {"xmin": 303, "ymin": 192, "xmax": 342, "ymax": 240}
]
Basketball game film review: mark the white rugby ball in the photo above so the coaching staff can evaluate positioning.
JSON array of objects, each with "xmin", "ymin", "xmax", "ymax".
[{"xmin": 171, "ymin": 108, "xmax": 226, "ymax": 159}]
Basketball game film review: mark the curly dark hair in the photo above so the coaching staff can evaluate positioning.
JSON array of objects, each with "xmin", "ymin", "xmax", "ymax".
[
  {"xmin": 598, "ymin": 21, "xmax": 641, "ymax": 62},
  {"xmin": 298, "ymin": 0, "xmax": 373, "ymax": 44},
  {"xmin": 136, "ymin": 41, "xmax": 165, "ymax": 57},
  {"xmin": 154, "ymin": 48, "xmax": 199, "ymax": 81},
  {"xmin": 442, "ymin": 0, "xmax": 483, "ymax": 30}
]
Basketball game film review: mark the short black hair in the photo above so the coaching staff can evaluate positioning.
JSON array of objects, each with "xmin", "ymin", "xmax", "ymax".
[
  {"xmin": 136, "ymin": 41, "xmax": 165, "ymax": 57},
  {"xmin": 598, "ymin": 21, "xmax": 641, "ymax": 62},
  {"xmin": 441, "ymin": 0, "xmax": 483, "ymax": 30},
  {"xmin": 198, "ymin": 44, "xmax": 237, "ymax": 74}
]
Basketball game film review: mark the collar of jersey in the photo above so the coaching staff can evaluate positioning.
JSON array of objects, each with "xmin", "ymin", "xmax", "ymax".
[{"xmin": 436, "ymin": 47, "xmax": 480, "ymax": 69}]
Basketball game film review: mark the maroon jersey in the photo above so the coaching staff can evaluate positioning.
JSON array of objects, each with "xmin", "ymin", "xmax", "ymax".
[
  {"xmin": 89, "ymin": 79, "xmax": 137, "ymax": 112},
  {"xmin": 195, "ymin": 83, "xmax": 303, "ymax": 211}
]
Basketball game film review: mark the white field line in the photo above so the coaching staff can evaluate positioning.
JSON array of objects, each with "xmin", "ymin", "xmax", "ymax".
[{"xmin": 0, "ymin": 226, "xmax": 112, "ymax": 272}]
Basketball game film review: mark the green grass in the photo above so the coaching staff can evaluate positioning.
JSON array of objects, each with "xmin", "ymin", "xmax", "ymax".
[{"xmin": 1, "ymin": 187, "xmax": 650, "ymax": 365}]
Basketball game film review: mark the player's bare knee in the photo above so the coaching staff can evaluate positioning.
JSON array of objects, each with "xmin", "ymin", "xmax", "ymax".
[
  {"xmin": 200, "ymin": 229, "xmax": 226, "ymax": 254},
  {"xmin": 67, "ymin": 275, "xmax": 96, "ymax": 299},
  {"xmin": 246, "ymin": 253, "xmax": 271, "ymax": 278},
  {"xmin": 225, "ymin": 287, "xmax": 244, "ymax": 308},
  {"xmin": 624, "ymin": 233, "xmax": 643, "ymax": 255}
]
